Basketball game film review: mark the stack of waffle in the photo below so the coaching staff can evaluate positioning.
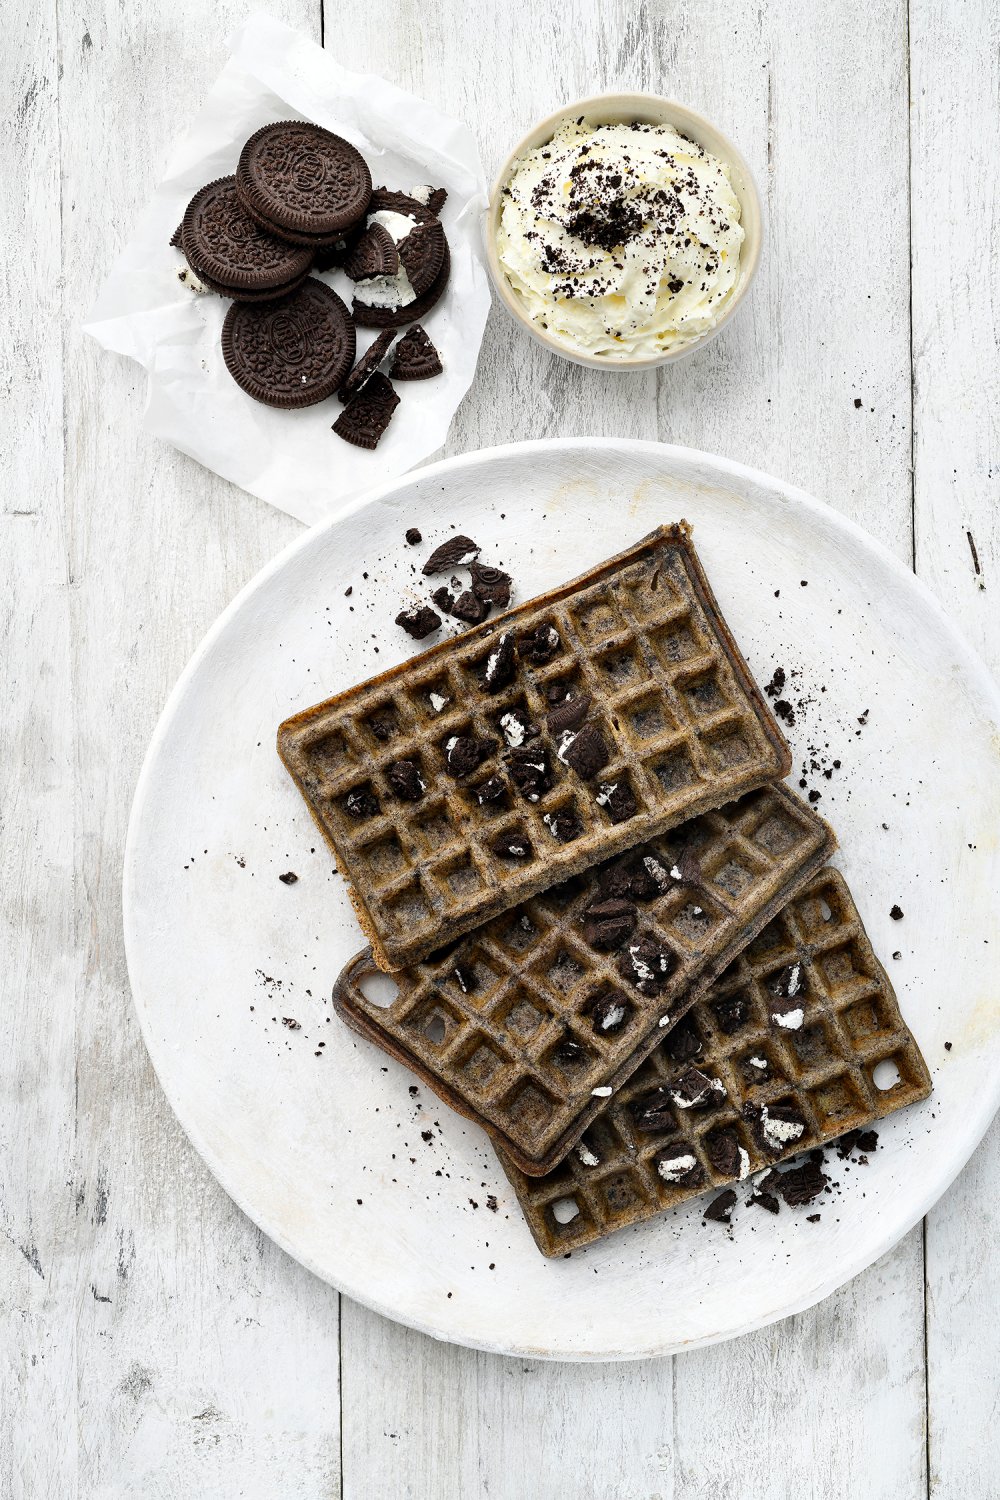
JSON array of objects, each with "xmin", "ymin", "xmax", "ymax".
[{"xmin": 278, "ymin": 525, "xmax": 931, "ymax": 1255}]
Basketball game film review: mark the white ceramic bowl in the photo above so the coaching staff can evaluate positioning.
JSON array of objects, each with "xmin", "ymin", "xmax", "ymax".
[{"xmin": 484, "ymin": 92, "xmax": 763, "ymax": 370}]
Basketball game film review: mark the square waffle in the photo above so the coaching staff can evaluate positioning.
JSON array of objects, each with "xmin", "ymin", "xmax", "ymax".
[
  {"xmin": 279, "ymin": 524, "xmax": 792, "ymax": 971},
  {"xmin": 496, "ymin": 868, "xmax": 932, "ymax": 1255},
  {"xmin": 333, "ymin": 785, "xmax": 834, "ymax": 1175}
]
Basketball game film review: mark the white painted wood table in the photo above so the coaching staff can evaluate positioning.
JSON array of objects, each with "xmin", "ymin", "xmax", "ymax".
[{"xmin": 3, "ymin": 1, "xmax": 998, "ymax": 1494}]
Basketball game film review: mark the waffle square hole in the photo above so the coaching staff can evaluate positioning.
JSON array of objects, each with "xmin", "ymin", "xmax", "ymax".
[
  {"xmin": 434, "ymin": 853, "xmax": 484, "ymax": 900},
  {"xmin": 841, "ymin": 992, "xmax": 895, "ymax": 1042},
  {"xmin": 571, "ymin": 591, "xmax": 622, "ymax": 642},
  {"xmin": 680, "ymin": 669, "xmax": 728, "ymax": 719},
  {"xmin": 753, "ymin": 811, "xmax": 804, "ymax": 859},
  {"xmin": 785, "ymin": 1020, "xmax": 838, "ymax": 1075},
  {"xmin": 648, "ymin": 745, "xmax": 701, "ymax": 797},
  {"xmin": 456, "ymin": 1034, "xmax": 508, "ymax": 1095},
  {"xmin": 666, "ymin": 895, "xmax": 722, "ymax": 947},
  {"xmin": 502, "ymin": 1081, "xmax": 556, "ymax": 1137},
  {"xmin": 542, "ymin": 1031, "xmax": 597, "ymax": 1084},
  {"xmin": 796, "ymin": 883, "xmax": 850, "ymax": 941},
  {"xmin": 302, "ymin": 727, "xmax": 357, "ymax": 782},
  {"xmin": 412, "ymin": 675, "xmax": 455, "ymax": 721},
  {"xmin": 647, "ymin": 615, "xmax": 702, "ymax": 664},
  {"xmin": 624, "ymin": 691, "xmax": 678, "ymax": 745},
  {"xmin": 409, "ymin": 800, "xmax": 457, "ymax": 855},
  {"xmin": 869, "ymin": 1054, "xmax": 919, "ymax": 1098},
  {"xmin": 702, "ymin": 723, "xmax": 756, "ymax": 774},
  {"xmin": 572, "ymin": 1118, "xmax": 622, "ymax": 1170},
  {"xmin": 358, "ymin": 832, "xmax": 410, "ymax": 886},
  {"xmin": 536, "ymin": 946, "xmax": 586, "ymax": 999},
  {"xmin": 598, "ymin": 1170, "xmax": 651, "ymax": 1221},
  {"xmin": 405, "ymin": 996, "xmax": 462, "ymax": 1050},
  {"xmin": 818, "ymin": 943, "xmax": 871, "ymax": 998},
  {"xmin": 809, "ymin": 1072, "xmax": 867, "ymax": 1131},
  {"xmin": 546, "ymin": 1194, "xmax": 590, "ymax": 1236},
  {"xmin": 499, "ymin": 911, "xmax": 543, "ymax": 956},
  {"xmin": 384, "ymin": 881, "xmax": 433, "ymax": 934},
  {"xmin": 499, "ymin": 991, "xmax": 550, "ymax": 1041},
  {"xmin": 711, "ymin": 854, "xmax": 759, "ymax": 899},
  {"xmin": 744, "ymin": 915, "xmax": 796, "ymax": 966},
  {"xmin": 595, "ymin": 641, "xmax": 645, "ymax": 693},
  {"xmin": 359, "ymin": 704, "xmax": 403, "ymax": 747}
]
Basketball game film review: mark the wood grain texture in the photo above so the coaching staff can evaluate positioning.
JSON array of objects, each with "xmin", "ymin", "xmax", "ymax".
[
  {"xmin": 910, "ymin": 3, "xmax": 1000, "ymax": 1496},
  {"xmin": 2, "ymin": 0, "xmax": 997, "ymax": 1493}
]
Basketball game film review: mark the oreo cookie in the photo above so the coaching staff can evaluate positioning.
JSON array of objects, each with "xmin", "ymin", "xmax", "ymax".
[
  {"xmin": 222, "ymin": 279, "xmax": 355, "ymax": 408},
  {"xmin": 338, "ymin": 329, "xmax": 396, "ymax": 403},
  {"xmin": 181, "ymin": 177, "xmax": 313, "ymax": 299},
  {"xmin": 391, "ymin": 325, "xmax": 443, "ymax": 381},
  {"xmin": 353, "ymin": 237, "xmax": 451, "ymax": 330},
  {"xmin": 345, "ymin": 224, "xmax": 399, "ymax": 282},
  {"xmin": 237, "ymin": 122, "xmax": 372, "ymax": 241},
  {"xmin": 333, "ymin": 372, "xmax": 400, "ymax": 450}
]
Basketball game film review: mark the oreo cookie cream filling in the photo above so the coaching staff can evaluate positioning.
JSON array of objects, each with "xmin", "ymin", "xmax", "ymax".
[
  {"xmin": 353, "ymin": 210, "xmax": 420, "ymax": 311},
  {"xmin": 496, "ymin": 119, "xmax": 744, "ymax": 358}
]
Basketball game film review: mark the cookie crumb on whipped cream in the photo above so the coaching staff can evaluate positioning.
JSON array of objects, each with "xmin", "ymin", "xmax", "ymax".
[{"xmin": 496, "ymin": 118, "xmax": 744, "ymax": 358}]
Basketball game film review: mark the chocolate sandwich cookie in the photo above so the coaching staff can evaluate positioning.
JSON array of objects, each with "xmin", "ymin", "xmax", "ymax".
[
  {"xmin": 332, "ymin": 372, "xmax": 400, "ymax": 449},
  {"xmin": 353, "ymin": 241, "xmax": 451, "ymax": 329},
  {"xmin": 222, "ymin": 278, "xmax": 356, "ymax": 409},
  {"xmin": 344, "ymin": 224, "xmax": 399, "ymax": 282},
  {"xmin": 181, "ymin": 177, "xmax": 313, "ymax": 300},
  {"xmin": 390, "ymin": 325, "xmax": 442, "ymax": 380},
  {"xmin": 338, "ymin": 329, "xmax": 396, "ymax": 403},
  {"xmin": 237, "ymin": 121, "xmax": 372, "ymax": 241}
]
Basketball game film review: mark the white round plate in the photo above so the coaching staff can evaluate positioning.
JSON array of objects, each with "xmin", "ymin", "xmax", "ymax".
[{"xmin": 124, "ymin": 438, "xmax": 1000, "ymax": 1361}]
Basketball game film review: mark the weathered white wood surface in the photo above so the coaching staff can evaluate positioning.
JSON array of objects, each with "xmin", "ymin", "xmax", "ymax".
[{"xmin": 1, "ymin": 0, "xmax": 995, "ymax": 1495}]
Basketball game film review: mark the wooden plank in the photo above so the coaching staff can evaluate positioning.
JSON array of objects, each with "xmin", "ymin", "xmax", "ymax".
[
  {"xmin": 0, "ymin": 1, "xmax": 77, "ymax": 1497},
  {"xmin": 50, "ymin": 1, "xmax": 343, "ymax": 1494},
  {"xmin": 335, "ymin": 5, "xmax": 925, "ymax": 1500},
  {"xmin": 910, "ymin": 1, "xmax": 1000, "ymax": 1494}
]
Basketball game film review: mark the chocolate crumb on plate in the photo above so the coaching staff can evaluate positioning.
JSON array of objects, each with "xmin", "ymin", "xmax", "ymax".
[
  {"xmin": 391, "ymin": 324, "xmax": 443, "ymax": 380},
  {"xmin": 422, "ymin": 534, "xmax": 481, "ymax": 574},
  {"xmin": 470, "ymin": 561, "xmax": 512, "ymax": 608},
  {"xmin": 333, "ymin": 372, "xmax": 400, "ymax": 450},
  {"xmin": 278, "ymin": 870, "xmax": 298, "ymax": 885},
  {"xmin": 750, "ymin": 1190, "xmax": 780, "ymax": 1213},
  {"xmin": 395, "ymin": 604, "xmax": 441, "ymax": 640},
  {"xmin": 431, "ymin": 586, "xmax": 455, "ymax": 615},
  {"xmin": 451, "ymin": 590, "xmax": 489, "ymax": 625},
  {"xmin": 774, "ymin": 1158, "xmax": 828, "ymax": 1207},
  {"xmin": 704, "ymin": 1188, "xmax": 738, "ymax": 1224},
  {"xmin": 405, "ymin": 527, "xmax": 422, "ymax": 545}
]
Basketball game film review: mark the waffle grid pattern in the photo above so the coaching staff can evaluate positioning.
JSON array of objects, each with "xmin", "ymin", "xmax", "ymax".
[
  {"xmin": 334, "ymin": 786, "xmax": 834, "ymax": 1175},
  {"xmin": 499, "ymin": 868, "xmax": 933, "ymax": 1255},
  {"xmin": 279, "ymin": 527, "xmax": 790, "ymax": 969}
]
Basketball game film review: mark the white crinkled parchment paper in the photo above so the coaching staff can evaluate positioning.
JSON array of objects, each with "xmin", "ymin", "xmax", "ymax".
[{"xmin": 84, "ymin": 13, "xmax": 490, "ymax": 526}]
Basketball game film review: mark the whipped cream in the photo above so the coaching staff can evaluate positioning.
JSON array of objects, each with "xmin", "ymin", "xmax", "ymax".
[{"xmin": 496, "ymin": 119, "xmax": 744, "ymax": 358}]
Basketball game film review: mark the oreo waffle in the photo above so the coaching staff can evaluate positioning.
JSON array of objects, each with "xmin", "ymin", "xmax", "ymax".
[
  {"xmin": 333, "ymin": 785, "xmax": 834, "ymax": 1176},
  {"xmin": 280, "ymin": 524, "xmax": 793, "ymax": 971},
  {"xmin": 495, "ymin": 868, "xmax": 932, "ymax": 1254}
]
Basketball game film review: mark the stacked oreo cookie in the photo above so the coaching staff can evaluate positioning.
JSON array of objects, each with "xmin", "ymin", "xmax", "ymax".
[{"xmin": 174, "ymin": 121, "xmax": 447, "ymax": 446}]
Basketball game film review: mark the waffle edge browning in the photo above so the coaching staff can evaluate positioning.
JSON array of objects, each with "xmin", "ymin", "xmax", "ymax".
[
  {"xmin": 498, "ymin": 868, "xmax": 933, "ymax": 1255},
  {"xmin": 333, "ymin": 784, "xmax": 835, "ymax": 1176},
  {"xmin": 279, "ymin": 524, "xmax": 792, "ymax": 972}
]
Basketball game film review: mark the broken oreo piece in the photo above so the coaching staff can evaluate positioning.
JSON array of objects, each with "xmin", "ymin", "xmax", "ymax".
[
  {"xmin": 618, "ymin": 935, "xmax": 675, "ymax": 996},
  {"xmin": 391, "ymin": 324, "xmax": 443, "ymax": 381},
  {"xmin": 405, "ymin": 527, "xmax": 422, "ymax": 545},
  {"xmin": 668, "ymin": 1067, "xmax": 725, "ymax": 1110},
  {"xmin": 581, "ymin": 898, "xmax": 637, "ymax": 952},
  {"xmin": 469, "ymin": 562, "xmax": 512, "ymax": 608},
  {"xmin": 546, "ymin": 695, "xmax": 591, "ymax": 736},
  {"xmin": 471, "ymin": 774, "xmax": 508, "ymax": 809},
  {"xmin": 508, "ymin": 746, "xmax": 552, "ymax": 802},
  {"xmin": 444, "ymin": 735, "xmax": 495, "ymax": 778},
  {"xmin": 595, "ymin": 780, "xmax": 638, "ymax": 823},
  {"xmin": 278, "ymin": 871, "xmax": 298, "ymax": 885},
  {"xmin": 542, "ymin": 808, "xmax": 583, "ymax": 843},
  {"xmin": 703, "ymin": 1189, "xmax": 738, "ymax": 1224},
  {"xmin": 333, "ymin": 372, "xmax": 400, "ymax": 450},
  {"xmin": 589, "ymin": 990, "xmax": 629, "ymax": 1034},
  {"xmin": 338, "ymin": 328, "xmax": 396, "ymax": 403},
  {"xmin": 344, "ymin": 222, "xmax": 400, "ymax": 281},
  {"xmin": 431, "ymin": 586, "xmax": 455, "ymax": 614},
  {"xmin": 775, "ymin": 1158, "xmax": 828, "ymax": 1207},
  {"xmin": 653, "ymin": 1149, "xmax": 704, "ymax": 1187},
  {"xmin": 665, "ymin": 1017, "xmax": 702, "ymax": 1064},
  {"xmin": 705, "ymin": 1126, "xmax": 743, "ymax": 1178},
  {"xmin": 344, "ymin": 786, "xmax": 380, "ymax": 820},
  {"xmin": 423, "ymin": 535, "xmax": 481, "ymax": 574},
  {"xmin": 518, "ymin": 623, "xmax": 561, "ymax": 663},
  {"xmin": 557, "ymin": 722, "xmax": 609, "ymax": 780},
  {"xmin": 491, "ymin": 831, "xmax": 533, "ymax": 860},
  {"xmin": 631, "ymin": 1090, "xmax": 675, "ymax": 1132},
  {"xmin": 386, "ymin": 759, "xmax": 425, "ymax": 801},
  {"xmin": 451, "ymin": 590, "xmax": 489, "ymax": 625},
  {"xmin": 483, "ymin": 632, "xmax": 516, "ymax": 691},
  {"xmin": 711, "ymin": 992, "xmax": 749, "ymax": 1035},
  {"xmin": 395, "ymin": 604, "xmax": 441, "ymax": 640},
  {"xmin": 498, "ymin": 708, "xmax": 537, "ymax": 747}
]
